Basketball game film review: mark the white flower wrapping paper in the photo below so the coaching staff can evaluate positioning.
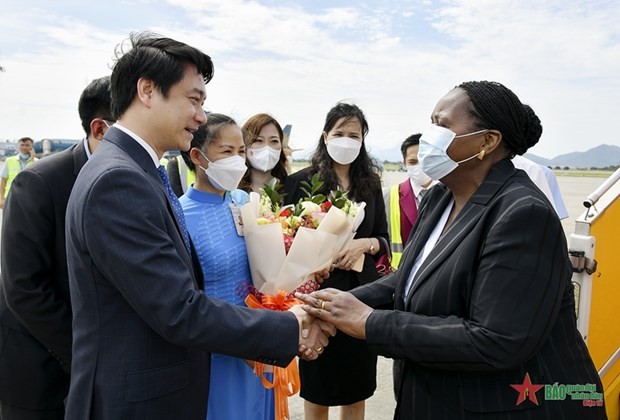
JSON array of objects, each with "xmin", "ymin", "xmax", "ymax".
[{"xmin": 240, "ymin": 192, "xmax": 366, "ymax": 294}]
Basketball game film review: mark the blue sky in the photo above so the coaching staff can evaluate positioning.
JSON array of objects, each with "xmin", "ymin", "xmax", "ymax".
[{"xmin": 1, "ymin": 0, "xmax": 619, "ymax": 159}]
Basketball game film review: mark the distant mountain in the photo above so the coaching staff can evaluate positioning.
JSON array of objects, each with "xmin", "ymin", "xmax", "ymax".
[
  {"xmin": 526, "ymin": 144, "xmax": 620, "ymax": 168},
  {"xmin": 372, "ymin": 144, "xmax": 620, "ymax": 168},
  {"xmin": 297, "ymin": 143, "xmax": 620, "ymax": 169},
  {"xmin": 549, "ymin": 144, "xmax": 620, "ymax": 168},
  {"xmin": 522, "ymin": 153, "xmax": 553, "ymax": 166}
]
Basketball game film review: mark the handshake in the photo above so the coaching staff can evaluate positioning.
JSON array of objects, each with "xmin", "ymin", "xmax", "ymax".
[
  {"xmin": 290, "ymin": 304, "xmax": 336, "ymax": 361},
  {"xmin": 286, "ymin": 269, "xmax": 375, "ymax": 361},
  {"xmin": 290, "ymin": 285, "xmax": 374, "ymax": 361}
]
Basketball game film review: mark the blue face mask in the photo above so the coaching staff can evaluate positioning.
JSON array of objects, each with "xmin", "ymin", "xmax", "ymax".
[
  {"xmin": 418, "ymin": 125, "xmax": 487, "ymax": 180},
  {"xmin": 19, "ymin": 152, "xmax": 31, "ymax": 160}
]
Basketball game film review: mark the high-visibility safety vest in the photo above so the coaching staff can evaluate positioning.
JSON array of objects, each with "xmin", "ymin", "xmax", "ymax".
[
  {"xmin": 3, "ymin": 155, "xmax": 38, "ymax": 198},
  {"xmin": 388, "ymin": 184, "xmax": 404, "ymax": 268},
  {"xmin": 177, "ymin": 156, "xmax": 195, "ymax": 193}
]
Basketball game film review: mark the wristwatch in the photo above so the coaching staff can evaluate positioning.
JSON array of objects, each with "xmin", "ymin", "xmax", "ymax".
[{"xmin": 369, "ymin": 238, "xmax": 375, "ymax": 254}]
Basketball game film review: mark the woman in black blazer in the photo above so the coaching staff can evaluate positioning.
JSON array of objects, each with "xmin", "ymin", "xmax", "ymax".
[
  {"xmin": 283, "ymin": 103, "xmax": 388, "ymax": 420},
  {"xmin": 299, "ymin": 82, "xmax": 606, "ymax": 419}
]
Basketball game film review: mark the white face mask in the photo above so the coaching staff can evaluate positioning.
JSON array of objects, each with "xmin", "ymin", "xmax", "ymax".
[
  {"xmin": 199, "ymin": 151, "xmax": 247, "ymax": 192},
  {"xmin": 406, "ymin": 164, "xmax": 432, "ymax": 187},
  {"xmin": 247, "ymin": 145, "xmax": 281, "ymax": 172},
  {"xmin": 418, "ymin": 125, "xmax": 487, "ymax": 180},
  {"xmin": 326, "ymin": 136, "xmax": 362, "ymax": 165}
]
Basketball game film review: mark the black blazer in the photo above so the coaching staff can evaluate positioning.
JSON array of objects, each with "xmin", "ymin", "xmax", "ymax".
[
  {"xmin": 283, "ymin": 167, "xmax": 389, "ymax": 288},
  {"xmin": 0, "ymin": 142, "xmax": 87, "ymax": 409},
  {"xmin": 352, "ymin": 159, "xmax": 606, "ymax": 419},
  {"xmin": 64, "ymin": 127, "xmax": 299, "ymax": 420}
]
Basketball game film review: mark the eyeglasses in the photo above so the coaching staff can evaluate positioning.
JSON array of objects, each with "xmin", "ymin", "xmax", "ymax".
[{"xmin": 101, "ymin": 119, "xmax": 116, "ymax": 127}]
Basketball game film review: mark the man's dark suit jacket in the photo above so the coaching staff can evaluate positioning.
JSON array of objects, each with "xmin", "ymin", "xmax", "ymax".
[
  {"xmin": 352, "ymin": 159, "xmax": 606, "ymax": 419},
  {"xmin": 64, "ymin": 127, "xmax": 299, "ymax": 420},
  {"xmin": 0, "ymin": 142, "xmax": 87, "ymax": 411}
]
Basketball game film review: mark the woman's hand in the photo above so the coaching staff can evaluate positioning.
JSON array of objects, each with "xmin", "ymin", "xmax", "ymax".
[
  {"xmin": 333, "ymin": 238, "xmax": 368, "ymax": 271},
  {"xmin": 313, "ymin": 268, "xmax": 331, "ymax": 284},
  {"xmin": 295, "ymin": 288, "xmax": 372, "ymax": 340}
]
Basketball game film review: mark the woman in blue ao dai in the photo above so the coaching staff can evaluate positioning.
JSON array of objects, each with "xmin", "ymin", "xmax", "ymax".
[{"xmin": 179, "ymin": 114, "xmax": 274, "ymax": 420}]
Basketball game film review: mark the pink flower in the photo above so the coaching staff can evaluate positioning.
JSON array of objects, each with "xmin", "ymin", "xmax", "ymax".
[{"xmin": 283, "ymin": 234, "xmax": 294, "ymax": 254}]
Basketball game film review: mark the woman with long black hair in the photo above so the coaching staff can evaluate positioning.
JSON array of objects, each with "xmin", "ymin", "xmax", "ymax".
[{"xmin": 284, "ymin": 102, "xmax": 389, "ymax": 420}]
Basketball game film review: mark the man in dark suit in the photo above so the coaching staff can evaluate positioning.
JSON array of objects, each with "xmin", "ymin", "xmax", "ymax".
[
  {"xmin": 64, "ymin": 33, "xmax": 331, "ymax": 420},
  {"xmin": 0, "ymin": 76, "xmax": 113, "ymax": 420}
]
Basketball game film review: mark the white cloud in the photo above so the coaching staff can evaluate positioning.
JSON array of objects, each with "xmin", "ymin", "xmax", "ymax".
[
  {"xmin": 426, "ymin": 0, "xmax": 620, "ymax": 156},
  {"xmin": 0, "ymin": 0, "xmax": 618, "ymax": 159}
]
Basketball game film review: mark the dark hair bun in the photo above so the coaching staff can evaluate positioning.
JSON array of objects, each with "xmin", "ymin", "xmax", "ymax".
[
  {"xmin": 521, "ymin": 104, "xmax": 543, "ymax": 151},
  {"xmin": 457, "ymin": 80, "xmax": 542, "ymax": 156}
]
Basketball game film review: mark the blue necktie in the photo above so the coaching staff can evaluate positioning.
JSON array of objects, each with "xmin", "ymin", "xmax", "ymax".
[{"xmin": 157, "ymin": 165, "xmax": 191, "ymax": 254}]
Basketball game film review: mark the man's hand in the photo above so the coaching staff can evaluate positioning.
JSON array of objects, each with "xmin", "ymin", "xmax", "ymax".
[
  {"xmin": 289, "ymin": 305, "xmax": 336, "ymax": 360},
  {"xmin": 295, "ymin": 288, "xmax": 372, "ymax": 340}
]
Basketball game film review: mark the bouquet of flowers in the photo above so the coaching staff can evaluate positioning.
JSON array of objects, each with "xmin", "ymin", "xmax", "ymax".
[
  {"xmin": 239, "ymin": 175, "xmax": 365, "ymax": 420},
  {"xmin": 240, "ymin": 175, "xmax": 366, "ymax": 295}
]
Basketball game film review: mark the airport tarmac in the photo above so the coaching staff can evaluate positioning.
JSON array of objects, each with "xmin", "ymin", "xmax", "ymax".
[{"xmin": 0, "ymin": 162, "xmax": 608, "ymax": 419}]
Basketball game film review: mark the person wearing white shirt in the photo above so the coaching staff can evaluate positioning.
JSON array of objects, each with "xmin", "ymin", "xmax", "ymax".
[{"xmin": 512, "ymin": 154, "xmax": 567, "ymax": 219}]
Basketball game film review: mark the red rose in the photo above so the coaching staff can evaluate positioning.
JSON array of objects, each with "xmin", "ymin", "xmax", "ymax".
[
  {"xmin": 279, "ymin": 208, "xmax": 292, "ymax": 217},
  {"xmin": 320, "ymin": 201, "xmax": 332, "ymax": 212}
]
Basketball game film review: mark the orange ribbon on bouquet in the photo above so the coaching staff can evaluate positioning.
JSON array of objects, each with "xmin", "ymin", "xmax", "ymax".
[
  {"xmin": 245, "ymin": 290, "xmax": 302, "ymax": 420},
  {"xmin": 245, "ymin": 289, "xmax": 302, "ymax": 311},
  {"xmin": 253, "ymin": 359, "xmax": 300, "ymax": 420}
]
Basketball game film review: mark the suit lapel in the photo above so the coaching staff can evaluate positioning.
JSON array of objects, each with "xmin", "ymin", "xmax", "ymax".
[
  {"xmin": 104, "ymin": 128, "xmax": 188, "ymax": 243},
  {"xmin": 399, "ymin": 180, "xmax": 418, "ymax": 227},
  {"xmin": 72, "ymin": 141, "xmax": 89, "ymax": 177},
  {"xmin": 103, "ymin": 128, "xmax": 200, "ymax": 284},
  {"xmin": 393, "ymin": 184, "xmax": 451, "ymax": 309},
  {"xmin": 405, "ymin": 160, "xmax": 517, "ymax": 307},
  {"xmin": 104, "ymin": 127, "xmax": 159, "ymax": 174}
]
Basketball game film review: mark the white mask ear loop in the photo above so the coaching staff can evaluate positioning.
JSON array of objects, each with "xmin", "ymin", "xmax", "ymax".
[
  {"xmin": 198, "ymin": 149, "xmax": 211, "ymax": 163},
  {"xmin": 455, "ymin": 129, "xmax": 488, "ymax": 164},
  {"xmin": 454, "ymin": 128, "xmax": 489, "ymax": 139},
  {"xmin": 194, "ymin": 149, "xmax": 207, "ymax": 173}
]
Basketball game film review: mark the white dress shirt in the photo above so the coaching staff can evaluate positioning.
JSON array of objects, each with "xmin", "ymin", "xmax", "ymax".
[
  {"xmin": 114, "ymin": 124, "xmax": 160, "ymax": 168},
  {"xmin": 403, "ymin": 199, "xmax": 454, "ymax": 303}
]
